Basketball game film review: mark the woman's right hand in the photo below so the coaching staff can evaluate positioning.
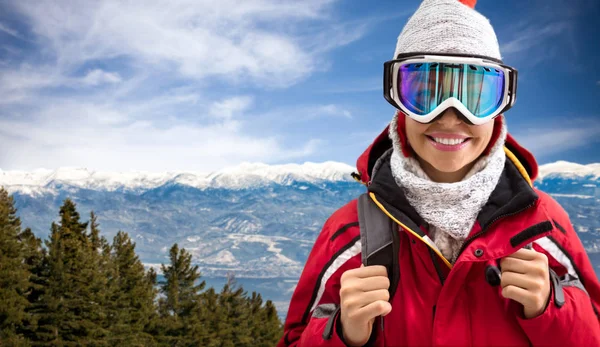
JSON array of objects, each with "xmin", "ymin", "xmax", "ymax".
[{"xmin": 339, "ymin": 264, "xmax": 392, "ymax": 346}]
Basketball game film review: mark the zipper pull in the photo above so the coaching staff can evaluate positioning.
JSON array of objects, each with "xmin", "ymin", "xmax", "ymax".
[
  {"xmin": 549, "ymin": 268, "xmax": 565, "ymax": 308},
  {"xmin": 380, "ymin": 315, "xmax": 384, "ymax": 331}
]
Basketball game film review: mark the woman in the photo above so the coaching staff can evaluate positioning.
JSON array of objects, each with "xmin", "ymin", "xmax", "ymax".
[{"xmin": 278, "ymin": 0, "xmax": 600, "ymax": 346}]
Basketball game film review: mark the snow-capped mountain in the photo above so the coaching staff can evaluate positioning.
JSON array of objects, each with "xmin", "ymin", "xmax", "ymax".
[
  {"xmin": 2, "ymin": 160, "xmax": 599, "ymax": 320},
  {"xmin": 1, "ymin": 160, "xmax": 598, "ymax": 272},
  {"xmin": 538, "ymin": 161, "xmax": 600, "ymax": 181},
  {"xmin": 0, "ymin": 161, "xmax": 355, "ymax": 196}
]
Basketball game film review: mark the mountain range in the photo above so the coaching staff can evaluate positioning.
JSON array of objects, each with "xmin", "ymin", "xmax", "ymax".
[{"xmin": 1, "ymin": 160, "xmax": 599, "ymax": 319}]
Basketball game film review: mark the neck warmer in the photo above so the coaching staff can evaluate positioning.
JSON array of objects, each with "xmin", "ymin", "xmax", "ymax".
[{"xmin": 388, "ymin": 113, "xmax": 507, "ymax": 262}]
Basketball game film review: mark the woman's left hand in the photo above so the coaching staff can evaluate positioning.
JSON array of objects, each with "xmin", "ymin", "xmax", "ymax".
[{"xmin": 499, "ymin": 248, "xmax": 551, "ymax": 319}]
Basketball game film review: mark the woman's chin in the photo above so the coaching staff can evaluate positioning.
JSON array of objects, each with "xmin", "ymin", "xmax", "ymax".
[{"xmin": 429, "ymin": 159, "xmax": 470, "ymax": 174}]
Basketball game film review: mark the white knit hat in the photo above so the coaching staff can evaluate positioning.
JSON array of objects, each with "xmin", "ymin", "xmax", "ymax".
[{"xmin": 394, "ymin": 0, "xmax": 502, "ymax": 60}]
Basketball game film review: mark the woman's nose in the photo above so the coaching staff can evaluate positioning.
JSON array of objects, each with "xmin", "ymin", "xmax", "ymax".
[{"xmin": 436, "ymin": 108, "xmax": 463, "ymax": 125}]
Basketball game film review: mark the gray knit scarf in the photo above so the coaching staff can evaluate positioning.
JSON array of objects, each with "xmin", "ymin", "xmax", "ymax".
[{"xmin": 388, "ymin": 113, "xmax": 507, "ymax": 262}]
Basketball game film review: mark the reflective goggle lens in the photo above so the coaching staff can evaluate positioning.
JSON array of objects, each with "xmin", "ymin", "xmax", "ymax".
[{"xmin": 397, "ymin": 62, "xmax": 505, "ymax": 118}]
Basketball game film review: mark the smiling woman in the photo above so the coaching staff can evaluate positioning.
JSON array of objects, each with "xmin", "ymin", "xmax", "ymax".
[{"xmin": 280, "ymin": 0, "xmax": 600, "ymax": 346}]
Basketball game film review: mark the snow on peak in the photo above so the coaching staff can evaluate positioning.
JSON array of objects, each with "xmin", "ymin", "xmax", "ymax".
[
  {"xmin": 538, "ymin": 161, "xmax": 600, "ymax": 181},
  {"xmin": 0, "ymin": 161, "xmax": 356, "ymax": 194},
  {"xmin": 202, "ymin": 250, "xmax": 239, "ymax": 266},
  {"xmin": 203, "ymin": 161, "xmax": 355, "ymax": 188},
  {"xmin": 0, "ymin": 167, "xmax": 181, "ymax": 194}
]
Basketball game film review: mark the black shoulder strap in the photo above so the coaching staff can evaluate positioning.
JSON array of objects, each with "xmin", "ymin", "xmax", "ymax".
[{"xmin": 357, "ymin": 193, "xmax": 400, "ymax": 301}]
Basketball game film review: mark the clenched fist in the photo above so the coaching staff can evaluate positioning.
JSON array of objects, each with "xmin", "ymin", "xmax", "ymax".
[
  {"xmin": 500, "ymin": 248, "xmax": 551, "ymax": 319},
  {"xmin": 339, "ymin": 265, "xmax": 392, "ymax": 346}
]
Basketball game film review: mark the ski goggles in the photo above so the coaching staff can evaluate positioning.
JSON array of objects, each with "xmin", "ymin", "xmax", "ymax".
[{"xmin": 383, "ymin": 53, "xmax": 518, "ymax": 125}]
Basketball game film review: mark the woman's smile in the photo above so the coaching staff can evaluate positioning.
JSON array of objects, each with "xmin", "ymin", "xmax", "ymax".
[{"xmin": 425, "ymin": 132, "xmax": 472, "ymax": 152}]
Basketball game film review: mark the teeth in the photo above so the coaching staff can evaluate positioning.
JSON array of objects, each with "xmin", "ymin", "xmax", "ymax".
[{"xmin": 433, "ymin": 137, "xmax": 466, "ymax": 146}]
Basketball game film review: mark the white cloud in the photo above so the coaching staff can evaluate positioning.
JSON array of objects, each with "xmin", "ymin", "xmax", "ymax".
[
  {"xmin": 0, "ymin": 65, "xmax": 65, "ymax": 104},
  {"xmin": 512, "ymin": 123, "xmax": 600, "ymax": 156},
  {"xmin": 0, "ymin": 100, "xmax": 320, "ymax": 172},
  {"xmin": 315, "ymin": 104, "xmax": 352, "ymax": 119},
  {"xmin": 3, "ymin": 0, "xmax": 360, "ymax": 90},
  {"xmin": 318, "ymin": 77, "xmax": 381, "ymax": 94},
  {"xmin": 0, "ymin": 22, "xmax": 22, "ymax": 39},
  {"xmin": 501, "ymin": 23, "xmax": 569, "ymax": 56},
  {"xmin": 81, "ymin": 69, "xmax": 122, "ymax": 86},
  {"xmin": 209, "ymin": 96, "xmax": 254, "ymax": 120},
  {"xmin": 0, "ymin": 66, "xmax": 123, "ymax": 104},
  {"xmin": 244, "ymin": 103, "xmax": 354, "ymax": 126}
]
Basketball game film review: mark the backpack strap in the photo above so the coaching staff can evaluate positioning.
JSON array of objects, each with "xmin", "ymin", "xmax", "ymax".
[{"xmin": 357, "ymin": 193, "xmax": 401, "ymax": 301}]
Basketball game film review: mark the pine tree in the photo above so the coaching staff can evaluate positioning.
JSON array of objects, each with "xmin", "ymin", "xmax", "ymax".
[
  {"xmin": 157, "ymin": 243, "xmax": 206, "ymax": 345},
  {"xmin": 214, "ymin": 275, "xmax": 253, "ymax": 347},
  {"xmin": 198, "ymin": 272, "xmax": 284, "ymax": 347},
  {"xmin": 0, "ymin": 188, "xmax": 31, "ymax": 345},
  {"xmin": 89, "ymin": 211, "xmax": 105, "ymax": 252},
  {"xmin": 106, "ymin": 231, "xmax": 157, "ymax": 346},
  {"xmin": 86, "ymin": 211, "xmax": 113, "ymax": 343},
  {"xmin": 196, "ymin": 287, "xmax": 220, "ymax": 347},
  {"xmin": 255, "ymin": 300, "xmax": 284, "ymax": 346},
  {"xmin": 247, "ymin": 292, "xmax": 264, "ymax": 343},
  {"xmin": 33, "ymin": 199, "xmax": 108, "ymax": 345},
  {"xmin": 18, "ymin": 227, "xmax": 46, "ymax": 343}
]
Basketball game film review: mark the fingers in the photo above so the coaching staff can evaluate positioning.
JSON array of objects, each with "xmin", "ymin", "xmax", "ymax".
[
  {"xmin": 345, "ymin": 265, "xmax": 388, "ymax": 279},
  {"xmin": 353, "ymin": 300, "xmax": 393, "ymax": 322},
  {"xmin": 341, "ymin": 265, "xmax": 388, "ymax": 292},
  {"xmin": 499, "ymin": 257, "xmax": 529, "ymax": 274},
  {"xmin": 356, "ymin": 276, "xmax": 390, "ymax": 292},
  {"xmin": 506, "ymin": 248, "xmax": 540, "ymax": 261},
  {"xmin": 349, "ymin": 289, "xmax": 390, "ymax": 308},
  {"xmin": 501, "ymin": 284, "xmax": 547, "ymax": 311},
  {"xmin": 501, "ymin": 284, "xmax": 531, "ymax": 303},
  {"xmin": 340, "ymin": 279, "xmax": 390, "ymax": 304},
  {"xmin": 340, "ymin": 275, "xmax": 389, "ymax": 298},
  {"xmin": 502, "ymin": 254, "xmax": 548, "ymax": 278},
  {"xmin": 500, "ymin": 271, "xmax": 540, "ymax": 290}
]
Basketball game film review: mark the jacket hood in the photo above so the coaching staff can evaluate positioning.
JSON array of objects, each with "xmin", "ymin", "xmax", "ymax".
[{"xmin": 353, "ymin": 113, "xmax": 538, "ymax": 185}]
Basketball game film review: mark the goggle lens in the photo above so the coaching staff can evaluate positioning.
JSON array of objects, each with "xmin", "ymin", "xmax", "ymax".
[{"xmin": 397, "ymin": 62, "xmax": 505, "ymax": 119}]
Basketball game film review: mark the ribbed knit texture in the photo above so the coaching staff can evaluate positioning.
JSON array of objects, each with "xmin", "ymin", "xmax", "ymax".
[
  {"xmin": 388, "ymin": 113, "xmax": 507, "ymax": 262},
  {"xmin": 394, "ymin": 0, "xmax": 502, "ymax": 60}
]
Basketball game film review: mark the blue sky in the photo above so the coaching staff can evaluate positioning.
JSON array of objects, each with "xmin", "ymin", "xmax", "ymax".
[{"xmin": 0, "ymin": 0, "xmax": 599, "ymax": 172}]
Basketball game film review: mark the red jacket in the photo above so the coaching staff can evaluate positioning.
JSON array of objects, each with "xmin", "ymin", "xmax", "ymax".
[{"xmin": 278, "ymin": 126, "xmax": 600, "ymax": 346}]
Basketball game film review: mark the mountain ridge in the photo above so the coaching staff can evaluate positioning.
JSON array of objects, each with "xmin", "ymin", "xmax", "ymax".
[
  {"xmin": 0, "ymin": 161, "xmax": 356, "ymax": 194},
  {"xmin": 2, "ymin": 160, "xmax": 599, "ymax": 195}
]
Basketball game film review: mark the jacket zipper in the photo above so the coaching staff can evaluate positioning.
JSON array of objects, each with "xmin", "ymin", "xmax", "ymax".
[{"xmin": 454, "ymin": 201, "xmax": 537, "ymax": 262}]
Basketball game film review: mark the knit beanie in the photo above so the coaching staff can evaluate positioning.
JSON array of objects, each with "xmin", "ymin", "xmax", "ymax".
[
  {"xmin": 391, "ymin": 0, "xmax": 505, "ymax": 158},
  {"xmin": 394, "ymin": 0, "xmax": 501, "ymax": 60}
]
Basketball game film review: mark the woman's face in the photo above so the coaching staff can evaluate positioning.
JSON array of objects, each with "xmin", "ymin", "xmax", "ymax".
[{"xmin": 405, "ymin": 109, "xmax": 495, "ymax": 183}]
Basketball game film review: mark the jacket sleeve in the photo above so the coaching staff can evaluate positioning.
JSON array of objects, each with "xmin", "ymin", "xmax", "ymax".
[
  {"xmin": 277, "ymin": 201, "xmax": 383, "ymax": 347},
  {"xmin": 516, "ymin": 194, "xmax": 600, "ymax": 346}
]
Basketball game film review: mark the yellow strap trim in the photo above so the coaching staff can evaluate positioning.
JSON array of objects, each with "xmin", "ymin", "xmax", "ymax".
[
  {"xmin": 504, "ymin": 147, "xmax": 532, "ymax": 187},
  {"xmin": 368, "ymin": 192, "xmax": 453, "ymax": 270}
]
